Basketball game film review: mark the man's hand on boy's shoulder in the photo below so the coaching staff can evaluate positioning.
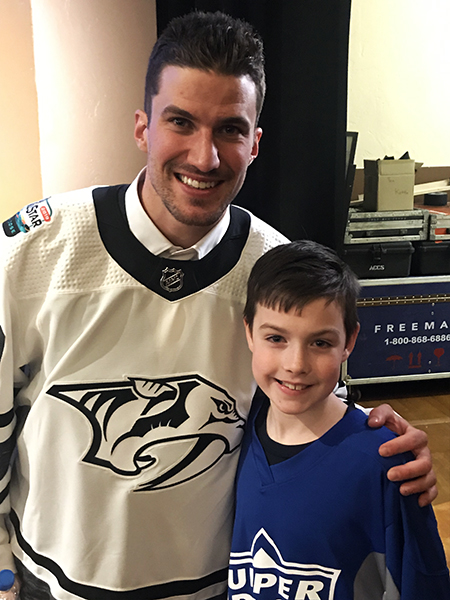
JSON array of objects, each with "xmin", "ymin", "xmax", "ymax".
[{"xmin": 367, "ymin": 403, "xmax": 437, "ymax": 507}]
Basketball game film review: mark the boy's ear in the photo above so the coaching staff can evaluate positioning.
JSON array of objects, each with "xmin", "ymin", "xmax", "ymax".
[
  {"xmin": 243, "ymin": 318, "xmax": 254, "ymax": 353},
  {"xmin": 341, "ymin": 322, "xmax": 360, "ymax": 362}
]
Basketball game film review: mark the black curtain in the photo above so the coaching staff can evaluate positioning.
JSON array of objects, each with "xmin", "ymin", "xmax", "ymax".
[{"xmin": 156, "ymin": 0, "xmax": 352, "ymax": 251}]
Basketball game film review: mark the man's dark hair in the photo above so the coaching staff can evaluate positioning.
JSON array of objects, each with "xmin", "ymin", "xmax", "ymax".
[
  {"xmin": 244, "ymin": 240, "xmax": 360, "ymax": 342},
  {"xmin": 144, "ymin": 11, "xmax": 265, "ymax": 123}
]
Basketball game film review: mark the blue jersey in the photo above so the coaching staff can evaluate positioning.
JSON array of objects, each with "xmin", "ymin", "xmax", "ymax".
[{"xmin": 229, "ymin": 394, "xmax": 450, "ymax": 600}]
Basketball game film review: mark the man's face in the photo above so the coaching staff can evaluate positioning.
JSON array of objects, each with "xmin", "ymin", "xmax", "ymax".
[{"xmin": 134, "ymin": 66, "xmax": 262, "ymax": 245}]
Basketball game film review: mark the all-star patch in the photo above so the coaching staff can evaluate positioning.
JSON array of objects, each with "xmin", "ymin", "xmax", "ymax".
[{"xmin": 2, "ymin": 198, "xmax": 53, "ymax": 237}]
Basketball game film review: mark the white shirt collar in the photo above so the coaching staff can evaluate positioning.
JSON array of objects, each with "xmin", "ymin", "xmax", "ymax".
[{"xmin": 124, "ymin": 168, "xmax": 230, "ymax": 261}]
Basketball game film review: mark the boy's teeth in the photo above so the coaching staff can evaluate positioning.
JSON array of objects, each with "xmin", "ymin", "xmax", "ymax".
[
  {"xmin": 180, "ymin": 175, "xmax": 217, "ymax": 189},
  {"xmin": 283, "ymin": 381, "xmax": 306, "ymax": 391}
]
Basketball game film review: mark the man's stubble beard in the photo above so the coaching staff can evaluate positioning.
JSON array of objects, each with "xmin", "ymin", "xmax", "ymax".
[{"xmin": 150, "ymin": 161, "xmax": 246, "ymax": 228}]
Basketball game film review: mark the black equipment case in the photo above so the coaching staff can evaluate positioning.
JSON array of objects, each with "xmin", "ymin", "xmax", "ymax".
[
  {"xmin": 342, "ymin": 242, "xmax": 414, "ymax": 278},
  {"xmin": 411, "ymin": 241, "xmax": 450, "ymax": 276}
]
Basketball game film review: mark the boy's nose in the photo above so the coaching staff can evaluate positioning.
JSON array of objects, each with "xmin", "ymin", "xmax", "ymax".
[
  {"xmin": 188, "ymin": 131, "xmax": 220, "ymax": 172},
  {"xmin": 283, "ymin": 347, "xmax": 308, "ymax": 374}
]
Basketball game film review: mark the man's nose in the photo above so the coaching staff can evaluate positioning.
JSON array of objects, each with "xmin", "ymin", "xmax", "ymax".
[{"xmin": 188, "ymin": 130, "xmax": 220, "ymax": 172}]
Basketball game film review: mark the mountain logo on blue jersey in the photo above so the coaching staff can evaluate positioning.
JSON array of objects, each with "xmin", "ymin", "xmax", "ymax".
[
  {"xmin": 48, "ymin": 375, "xmax": 245, "ymax": 491},
  {"xmin": 229, "ymin": 529, "xmax": 341, "ymax": 599}
]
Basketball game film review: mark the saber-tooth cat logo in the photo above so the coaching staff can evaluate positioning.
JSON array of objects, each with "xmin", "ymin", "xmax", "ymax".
[
  {"xmin": 229, "ymin": 530, "xmax": 340, "ymax": 599},
  {"xmin": 48, "ymin": 375, "xmax": 245, "ymax": 491}
]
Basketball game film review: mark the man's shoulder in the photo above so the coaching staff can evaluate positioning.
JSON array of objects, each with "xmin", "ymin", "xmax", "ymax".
[
  {"xmin": 1, "ymin": 186, "xmax": 100, "ymax": 243},
  {"xmin": 0, "ymin": 186, "xmax": 107, "ymax": 289},
  {"xmin": 232, "ymin": 205, "xmax": 289, "ymax": 248}
]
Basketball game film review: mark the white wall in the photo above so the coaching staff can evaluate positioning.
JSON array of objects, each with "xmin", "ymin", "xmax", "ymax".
[
  {"xmin": 0, "ymin": 0, "xmax": 156, "ymax": 221},
  {"xmin": 0, "ymin": 0, "xmax": 42, "ymax": 221},
  {"xmin": 348, "ymin": 0, "xmax": 450, "ymax": 167},
  {"xmin": 5, "ymin": 1, "xmax": 447, "ymax": 220},
  {"xmin": 31, "ymin": 0, "xmax": 156, "ymax": 197}
]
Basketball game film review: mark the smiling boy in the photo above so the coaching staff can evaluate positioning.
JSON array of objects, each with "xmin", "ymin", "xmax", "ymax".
[{"xmin": 229, "ymin": 240, "xmax": 450, "ymax": 599}]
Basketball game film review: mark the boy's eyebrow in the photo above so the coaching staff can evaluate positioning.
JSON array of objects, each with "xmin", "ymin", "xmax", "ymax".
[
  {"xmin": 258, "ymin": 322, "xmax": 341, "ymax": 337},
  {"xmin": 258, "ymin": 322, "xmax": 288, "ymax": 333}
]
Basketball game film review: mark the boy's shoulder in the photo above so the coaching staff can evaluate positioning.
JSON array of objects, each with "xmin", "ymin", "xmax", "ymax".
[{"xmin": 340, "ymin": 407, "xmax": 413, "ymax": 471}]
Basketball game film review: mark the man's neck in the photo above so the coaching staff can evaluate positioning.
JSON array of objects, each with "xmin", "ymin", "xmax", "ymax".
[{"xmin": 138, "ymin": 175, "xmax": 222, "ymax": 249}]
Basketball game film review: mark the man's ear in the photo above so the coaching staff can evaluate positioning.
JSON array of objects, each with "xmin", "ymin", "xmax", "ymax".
[
  {"xmin": 342, "ymin": 322, "xmax": 360, "ymax": 363},
  {"xmin": 244, "ymin": 318, "xmax": 254, "ymax": 353},
  {"xmin": 134, "ymin": 109, "xmax": 149, "ymax": 152},
  {"xmin": 249, "ymin": 127, "xmax": 262, "ymax": 163}
]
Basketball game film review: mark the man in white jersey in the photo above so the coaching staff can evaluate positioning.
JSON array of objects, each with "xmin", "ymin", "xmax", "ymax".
[{"xmin": 0, "ymin": 11, "xmax": 436, "ymax": 600}]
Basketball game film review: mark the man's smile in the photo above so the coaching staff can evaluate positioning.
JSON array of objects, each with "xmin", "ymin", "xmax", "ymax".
[{"xmin": 177, "ymin": 174, "xmax": 220, "ymax": 190}]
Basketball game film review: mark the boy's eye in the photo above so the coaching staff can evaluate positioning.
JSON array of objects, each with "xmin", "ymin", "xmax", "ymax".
[
  {"xmin": 314, "ymin": 339, "xmax": 331, "ymax": 348},
  {"xmin": 267, "ymin": 334, "xmax": 284, "ymax": 343}
]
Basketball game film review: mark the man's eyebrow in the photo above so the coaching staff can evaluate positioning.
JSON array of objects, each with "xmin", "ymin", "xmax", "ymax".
[
  {"xmin": 161, "ymin": 105, "xmax": 195, "ymax": 120},
  {"xmin": 218, "ymin": 116, "xmax": 252, "ymax": 132}
]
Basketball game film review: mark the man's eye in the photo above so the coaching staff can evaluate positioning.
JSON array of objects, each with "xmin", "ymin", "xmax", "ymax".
[
  {"xmin": 220, "ymin": 125, "xmax": 243, "ymax": 136},
  {"xmin": 170, "ymin": 117, "xmax": 190, "ymax": 128}
]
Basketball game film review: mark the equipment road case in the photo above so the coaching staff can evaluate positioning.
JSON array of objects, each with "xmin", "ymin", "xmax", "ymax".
[
  {"xmin": 411, "ymin": 241, "xmax": 450, "ymax": 276},
  {"xmin": 429, "ymin": 212, "xmax": 450, "ymax": 241},
  {"xmin": 342, "ymin": 275, "xmax": 450, "ymax": 386},
  {"xmin": 344, "ymin": 207, "xmax": 429, "ymax": 244},
  {"xmin": 342, "ymin": 242, "xmax": 414, "ymax": 279}
]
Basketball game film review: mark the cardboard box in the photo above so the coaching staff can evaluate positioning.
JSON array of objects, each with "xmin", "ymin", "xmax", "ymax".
[{"xmin": 363, "ymin": 159, "xmax": 415, "ymax": 211}]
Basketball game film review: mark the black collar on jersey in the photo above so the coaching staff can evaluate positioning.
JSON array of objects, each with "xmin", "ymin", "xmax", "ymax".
[
  {"xmin": 254, "ymin": 389, "xmax": 357, "ymax": 466},
  {"xmin": 93, "ymin": 184, "xmax": 251, "ymax": 301}
]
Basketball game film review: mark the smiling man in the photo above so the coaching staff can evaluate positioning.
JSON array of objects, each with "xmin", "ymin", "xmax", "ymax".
[
  {"xmin": 0, "ymin": 10, "xmax": 437, "ymax": 600},
  {"xmin": 134, "ymin": 66, "xmax": 262, "ymax": 246}
]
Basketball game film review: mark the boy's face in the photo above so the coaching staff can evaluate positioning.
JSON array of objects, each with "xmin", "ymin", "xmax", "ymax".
[{"xmin": 245, "ymin": 299, "xmax": 359, "ymax": 419}]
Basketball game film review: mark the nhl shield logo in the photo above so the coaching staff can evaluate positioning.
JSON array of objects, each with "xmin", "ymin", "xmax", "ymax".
[{"xmin": 160, "ymin": 267, "xmax": 184, "ymax": 292}]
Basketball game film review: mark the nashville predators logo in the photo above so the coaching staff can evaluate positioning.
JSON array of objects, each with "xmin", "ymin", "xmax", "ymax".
[{"xmin": 47, "ymin": 375, "xmax": 245, "ymax": 491}]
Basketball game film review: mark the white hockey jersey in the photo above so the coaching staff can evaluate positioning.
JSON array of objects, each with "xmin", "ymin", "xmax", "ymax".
[{"xmin": 0, "ymin": 184, "xmax": 288, "ymax": 600}]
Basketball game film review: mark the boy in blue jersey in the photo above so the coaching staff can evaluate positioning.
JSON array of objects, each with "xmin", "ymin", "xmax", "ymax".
[{"xmin": 229, "ymin": 240, "xmax": 450, "ymax": 600}]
